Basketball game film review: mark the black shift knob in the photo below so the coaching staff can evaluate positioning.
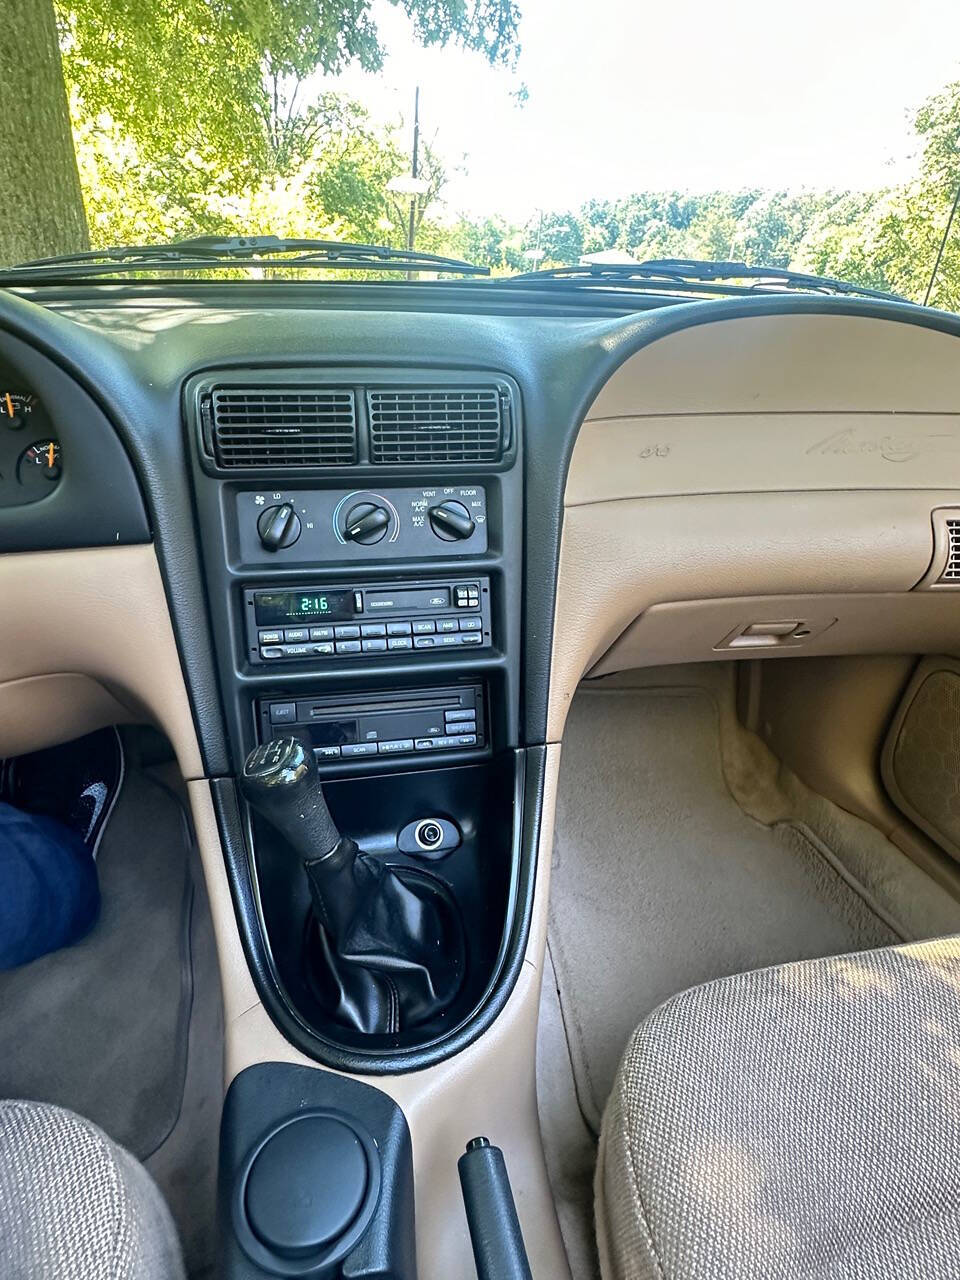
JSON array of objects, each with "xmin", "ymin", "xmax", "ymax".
[{"xmin": 240, "ymin": 738, "xmax": 340, "ymax": 859}]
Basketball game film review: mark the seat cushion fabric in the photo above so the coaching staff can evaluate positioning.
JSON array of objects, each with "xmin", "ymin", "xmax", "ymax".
[
  {"xmin": 0, "ymin": 1100, "xmax": 185, "ymax": 1279},
  {"xmin": 596, "ymin": 936, "xmax": 960, "ymax": 1280}
]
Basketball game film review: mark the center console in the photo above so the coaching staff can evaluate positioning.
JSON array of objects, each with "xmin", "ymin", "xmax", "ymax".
[
  {"xmin": 189, "ymin": 366, "xmax": 532, "ymax": 1276},
  {"xmin": 187, "ymin": 366, "xmax": 527, "ymax": 1067}
]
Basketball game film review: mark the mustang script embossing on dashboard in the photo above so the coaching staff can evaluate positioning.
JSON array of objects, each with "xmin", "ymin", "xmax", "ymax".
[{"xmin": 806, "ymin": 427, "xmax": 960, "ymax": 464}]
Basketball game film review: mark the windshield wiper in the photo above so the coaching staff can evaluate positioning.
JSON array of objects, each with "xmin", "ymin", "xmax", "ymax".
[
  {"xmin": 504, "ymin": 257, "xmax": 907, "ymax": 302},
  {"xmin": 1, "ymin": 235, "xmax": 489, "ymax": 281}
]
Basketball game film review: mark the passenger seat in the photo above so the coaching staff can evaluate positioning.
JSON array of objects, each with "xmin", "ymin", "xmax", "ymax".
[
  {"xmin": 0, "ymin": 1100, "xmax": 184, "ymax": 1279},
  {"xmin": 596, "ymin": 936, "xmax": 960, "ymax": 1279}
]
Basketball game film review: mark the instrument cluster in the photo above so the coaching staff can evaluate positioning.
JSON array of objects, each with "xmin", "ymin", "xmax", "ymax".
[{"xmin": 0, "ymin": 383, "xmax": 62, "ymax": 508}]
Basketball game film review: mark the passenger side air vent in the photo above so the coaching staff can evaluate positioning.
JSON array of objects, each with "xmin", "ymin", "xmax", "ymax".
[
  {"xmin": 367, "ymin": 387, "xmax": 507, "ymax": 464},
  {"xmin": 915, "ymin": 509, "xmax": 960, "ymax": 589},
  {"xmin": 206, "ymin": 386, "xmax": 358, "ymax": 468},
  {"xmin": 940, "ymin": 517, "xmax": 960, "ymax": 582}
]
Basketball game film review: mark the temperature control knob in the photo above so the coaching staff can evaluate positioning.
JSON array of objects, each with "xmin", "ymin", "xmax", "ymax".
[
  {"xmin": 342, "ymin": 501, "xmax": 390, "ymax": 545},
  {"xmin": 428, "ymin": 500, "xmax": 475, "ymax": 541},
  {"xmin": 257, "ymin": 503, "xmax": 301, "ymax": 551}
]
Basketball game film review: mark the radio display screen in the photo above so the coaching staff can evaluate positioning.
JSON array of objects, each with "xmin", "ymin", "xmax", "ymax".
[{"xmin": 254, "ymin": 590, "xmax": 356, "ymax": 625}]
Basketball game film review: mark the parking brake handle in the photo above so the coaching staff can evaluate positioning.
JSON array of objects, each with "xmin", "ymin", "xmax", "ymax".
[{"xmin": 458, "ymin": 1137, "xmax": 532, "ymax": 1280}]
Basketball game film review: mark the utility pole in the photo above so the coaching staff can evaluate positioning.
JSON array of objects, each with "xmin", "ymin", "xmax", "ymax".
[{"xmin": 407, "ymin": 85, "xmax": 420, "ymax": 254}]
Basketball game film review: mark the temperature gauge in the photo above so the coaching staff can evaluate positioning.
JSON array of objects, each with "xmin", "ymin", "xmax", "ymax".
[
  {"xmin": 2, "ymin": 391, "xmax": 37, "ymax": 430},
  {"xmin": 18, "ymin": 439, "xmax": 62, "ymax": 494}
]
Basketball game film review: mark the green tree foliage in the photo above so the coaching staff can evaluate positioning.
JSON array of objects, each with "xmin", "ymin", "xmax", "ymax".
[
  {"xmin": 53, "ymin": 0, "xmax": 520, "ymax": 250},
  {"xmin": 444, "ymin": 78, "xmax": 960, "ymax": 303},
  {"xmin": 10, "ymin": 0, "xmax": 960, "ymax": 307}
]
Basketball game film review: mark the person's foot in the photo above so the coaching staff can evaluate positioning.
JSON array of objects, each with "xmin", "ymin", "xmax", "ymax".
[{"xmin": 0, "ymin": 727, "xmax": 124, "ymax": 857}]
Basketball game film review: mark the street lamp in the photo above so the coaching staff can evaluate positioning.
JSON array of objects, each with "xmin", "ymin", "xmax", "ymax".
[
  {"xmin": 387, "ymin": 86, "xmax": 429, "ymax": 259},
  {"xmin": 386, "ymin": 176, "xmax": 430, "ymax": 197}
]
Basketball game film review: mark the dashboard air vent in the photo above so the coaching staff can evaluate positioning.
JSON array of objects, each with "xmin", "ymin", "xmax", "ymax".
[
  {"xmin": 208, "ymin": 386, "xmax": 358, "ymax": 468},
  {"xmin": 940, "ymin": 518, "xmax": 960, "ymax": 582},
  {"xmin": 367, "ymin": 387, "xmax": 506, "ymax": 464}
]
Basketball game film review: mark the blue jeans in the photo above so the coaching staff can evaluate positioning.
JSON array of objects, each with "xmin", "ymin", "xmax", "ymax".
[{"xmin": 0, "ymin": 801, "xmax": 99, "ymax": 969}]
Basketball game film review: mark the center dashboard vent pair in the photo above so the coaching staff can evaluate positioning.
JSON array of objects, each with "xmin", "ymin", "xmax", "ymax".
[{"xmin": 200, "ymin": 382, "xmax": 510, "ymax": 470}]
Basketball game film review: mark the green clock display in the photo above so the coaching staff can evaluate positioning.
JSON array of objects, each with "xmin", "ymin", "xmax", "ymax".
[{"xmin": 254, "ymin": 589, "xmax": 356, "ymax": 626}]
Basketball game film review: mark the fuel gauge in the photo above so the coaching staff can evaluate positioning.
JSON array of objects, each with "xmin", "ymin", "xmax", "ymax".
[{"xmin": 18, "ymin": 439, "xmax": 62, "ymax": 494}]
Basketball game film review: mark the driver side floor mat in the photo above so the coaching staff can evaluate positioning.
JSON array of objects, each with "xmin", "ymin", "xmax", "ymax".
[
  {"xmin": 0, "ymin": 760, "xmax": 223, "ymax": 1277},
  {"xmin": 540, "ymin": 665, "xmax": 960, "ymax": 1277}
]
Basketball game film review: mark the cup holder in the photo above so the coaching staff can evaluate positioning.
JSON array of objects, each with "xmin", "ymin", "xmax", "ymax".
[{"xmin": 232, "ymin": 1109, "xmax": 381, "ymax": 1277}]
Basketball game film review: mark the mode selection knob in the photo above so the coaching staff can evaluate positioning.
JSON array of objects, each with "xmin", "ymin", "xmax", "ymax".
[
  {"xmin": 342, "ymin": 501, "xmax": 390, "ymax": 545},
  {"xmin": 428, "ymin": 500, "xmax": 476, "ymax": 541},
  {"xmin": 257, "ymin": 502, "xmax": 301, "ymax": 551}
]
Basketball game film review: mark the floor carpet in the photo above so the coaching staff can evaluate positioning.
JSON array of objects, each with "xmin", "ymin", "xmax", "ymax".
[
  {"xmin": 0, "ymin": 765, "xmax": 223, "ymax": 1278},
  {"xmin": 540, "ymin": 666, "xmax": 960, "ymax": 1277}
]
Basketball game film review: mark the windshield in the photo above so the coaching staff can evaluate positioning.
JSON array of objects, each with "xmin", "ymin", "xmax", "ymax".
[{"xmin": 5, "ymin": 2, "xmax": 960, "ymax": 307}]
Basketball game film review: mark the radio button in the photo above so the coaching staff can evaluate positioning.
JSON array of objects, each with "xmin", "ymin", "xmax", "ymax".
[
  {"xmin": 269, "ymin": 702, "xmax": 297, "ymax": 724},
  {"xmin": 454, "ymin": 583, "xmax": 481, "ymax": 608},
  {"xmin": 415, "ymin": 738, "xmax": 438, "ymax": 750},
  {"xmin": 387, "ymin": 636, "xmax": 413, "ymax": 651},
  {"xmin": 457, "ymin": 735, "xmax": 478, "ymax": 747},
  {"xmin": 281, "ymin": 643, "xmax": 312, "ymax": 658},
  {"xmin": 259, "ymin": 629, "xmax": 283, "ymax": 645},
  {"xmin": 312, "ymin": 642, "xmax": 335, "ymax": 656},
  {"xmin": 378, "ymin": 739, "xmax": 414, "ymax": 755},
  {"xmin": 459, "ymin": 617, "xmax": 483, "ymax": 631},
  {"xmin": 284, "ymin": 627, "xmax": 309, "ymax": 643},
  {"xmin": 309, "ymin": 626, "xmax": 334, "ymax": 641},
  {"xmin": 260, "ymin": 646, "xmax": 284, "ymax": 659},
  {"xmin": 412, "ymin": 620, "xmax": 436, "ymax": 635},
  {"xmin": 334, "ymin": 625, "xmax": 361, "ymax": 640},
  {"xmin": 414, "ymin": 636, "xmax": 437, "ymax": 649},
  {"xmin": 461, "ymin": 633, "xmax": 483, "ymax": 645},
  {"xmin": 437, "ymin": 633, "xmax": 462, "ymax": 647},
  {"xmin": 335, "ymin": 640, "xmax": 362, "ymax": 655},
  {"xmin": 342, "ymin": 743, "xmax": 378, "ymax": 757},
  {"xmin": 445, "ymin": 709, "xmax": 476, "ymax": 723},
  {"xmin": 437, "ymin": 618, "xmax": 459, "ymax": 633},
  {"xmin": 451, "ymin": 721, "xmax": 476, "ymax": 736},
  {"xmin": 361, "ymin": 638, "xmax": 387, "ymax": 653},
  {"xmin": 315, "ymin": 746, "xmax": 342, "ymax": 759},
  {"xmin": 354, "ymin": 591, "xmax": 364, "ymax": 612},
  {"xmin": 386, "ymin": 621, "xmax": 412, "ymax": 636},
  {"xmin": 360, "ymin": 623, "xmax": 386, "ymax": 637}
]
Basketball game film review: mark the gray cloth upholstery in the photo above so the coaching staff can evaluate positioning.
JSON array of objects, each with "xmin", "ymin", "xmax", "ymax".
[
  {"xmin": 596, "ymin": 936, "xmax": 960, "ymax": 1280},
  {"xmin": 0, "ymin": 1101, "xmax": 185, "ymax": 1279}
]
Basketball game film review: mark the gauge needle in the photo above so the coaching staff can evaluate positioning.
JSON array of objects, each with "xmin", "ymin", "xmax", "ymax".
[
  {"xmin": 4, "ymin": 394, "xmax": 12, "ymax": 418},
  {"xmin": 47, "ymin": 442, "xmax": 55, "ymax": 468}
]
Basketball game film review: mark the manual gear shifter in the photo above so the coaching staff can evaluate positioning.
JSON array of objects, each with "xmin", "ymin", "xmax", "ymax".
[{"xmin": 240, "ymin": 738, "xmax": 465, "ymax": 1036}]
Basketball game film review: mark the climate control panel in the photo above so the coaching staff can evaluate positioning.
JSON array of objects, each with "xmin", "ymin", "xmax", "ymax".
[{"xmin": 236, "ymin": 484, "xmax": 487, "ymax": 564}]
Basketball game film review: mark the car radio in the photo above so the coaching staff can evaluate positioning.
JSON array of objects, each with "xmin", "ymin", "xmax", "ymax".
[
  {"xmin": 258, "ymin": 684, "xmax": 486, "ymax": 762},
  {"xmin": 243, "ymin": 576, "xmax": 492, "ymax": 664}
]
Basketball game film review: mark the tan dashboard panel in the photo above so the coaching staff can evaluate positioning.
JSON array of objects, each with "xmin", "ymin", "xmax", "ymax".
[
  {"xmin": 587, "ymin": 312, "xmax": 960, "ymax": 418},
  {"xmin": 0, "ymin": 544, "xmax": 202, "ymax": 778},
  {"xmin": 550, "ymin": 313, "xmax": 960, "ymax": 741},
  {"xmin": 589, "ymin": 592, "xmax": 960, "ymax": 676},
  {"xmin": 0, "ymin": 673, "xmax": 140, "ymax": 759},
  {"xmin": 568, "ymin": 413, "xmax": 960, "ymax": 504},
  {"xmin": 571, "ymin": 313, "xmax": 960, "ymax": 505},
  {"xmin": 547, "ymin": 488, "xmax": 958, "ymax": 741}
]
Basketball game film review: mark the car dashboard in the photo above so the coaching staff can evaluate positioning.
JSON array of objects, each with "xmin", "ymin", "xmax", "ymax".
[{"xmin": 3, "ymin": 280, "xmax": 960, "ymax": 1277}]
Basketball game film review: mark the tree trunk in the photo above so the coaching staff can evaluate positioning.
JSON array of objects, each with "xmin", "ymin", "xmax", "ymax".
[{"xmin": 0, "ymin": 0, "xmax": 89, "ymax": 265}]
